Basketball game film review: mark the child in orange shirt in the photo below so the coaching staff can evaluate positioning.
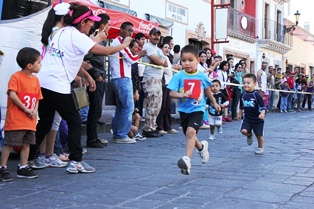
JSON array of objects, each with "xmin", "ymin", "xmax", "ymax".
[{"xmin": 0, "ymin": 47, "xmax": 43, "ymax": 181}]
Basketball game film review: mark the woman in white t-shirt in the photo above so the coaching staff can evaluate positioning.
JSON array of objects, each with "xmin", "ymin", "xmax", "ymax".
[
  {"xmin": 28, "ymin": 2, "xmax": 71, "ymax": 170},
  {"xmin": 36, "ymin": 3, "xmax": 131, "ymax": 174},
  {"xmin": 156, "ymin": 42, "xmax": 179, "ymax": 134}
]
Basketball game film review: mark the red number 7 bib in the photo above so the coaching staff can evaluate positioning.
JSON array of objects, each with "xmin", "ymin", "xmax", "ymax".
[
  {"xmin": 184, "ymin": 79, "xmax": 201, "ymax": 99},
  {"xmin": 18, "ymin": 92, "xmax": 38, "ymax": 110}
]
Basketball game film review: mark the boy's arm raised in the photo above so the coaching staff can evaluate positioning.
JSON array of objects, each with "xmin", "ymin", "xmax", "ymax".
[{"xmin": 169, "ymin": 90, "xmax": 192, "ymax": 99}]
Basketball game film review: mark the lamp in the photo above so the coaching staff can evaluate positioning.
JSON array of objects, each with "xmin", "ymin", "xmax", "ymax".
[
  {"xmin": 295, "ymin": 10, "xmax": 300, "ymax": 26},
  {"xmin": 285, "ymin": 10, "xmax": 301, "ymax": 33},
  {"xmin": 262, "ymin": 53, "xmax": 266, "ymax": 59}
]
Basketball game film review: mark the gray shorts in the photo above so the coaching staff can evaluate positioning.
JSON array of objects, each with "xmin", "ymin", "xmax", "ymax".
[{"xmin": 4, "ymin": 130, "xmax": 36, "ymax": 146}]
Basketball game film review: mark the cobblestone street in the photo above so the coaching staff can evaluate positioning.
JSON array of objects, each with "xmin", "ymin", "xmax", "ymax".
[{"xmin": 1, "ymin": 111, "xmax": 314, "ymax": 209}]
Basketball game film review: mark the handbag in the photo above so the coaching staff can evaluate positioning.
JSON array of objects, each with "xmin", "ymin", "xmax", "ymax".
[
  {"xmin": 58, "ymin": 29, "xmax": 89, "ymax": 110},
  {"xmin": 71, "ymin": 86, "xmax": 89, "ymax": 110}
]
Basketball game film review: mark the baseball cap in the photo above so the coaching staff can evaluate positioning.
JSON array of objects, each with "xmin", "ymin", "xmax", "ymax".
[
  {"xmin": 149, "ymin": 28, "xmax": 161, "ymax": 35},
  {"xmin": 53, "ymin": 3, "xmax": 71, "ymax": 15}
]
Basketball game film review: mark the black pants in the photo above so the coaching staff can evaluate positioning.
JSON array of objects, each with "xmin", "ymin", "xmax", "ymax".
[
  {"xmin": 231, "ymin": 88, "xmax": 240, "ymax": 119},
  {"xmin": 86, "ymin": 80, "xmax": 105, "ymax": 142},
  {"xmin": 302, "ymin": 94, "xmax": 312, "ymax": 110},
  {"xmin": 156, "ymin": 85, "xmax": 172, "ymax": 131},
  {"xmin": 29, "ymin": 88, "xmax": 83, "ymax": 162}
]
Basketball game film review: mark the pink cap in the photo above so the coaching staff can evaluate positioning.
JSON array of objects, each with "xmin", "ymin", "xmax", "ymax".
[{"xmin": 72, "ymin": 10, "xmax": 101, "ymax": 24}]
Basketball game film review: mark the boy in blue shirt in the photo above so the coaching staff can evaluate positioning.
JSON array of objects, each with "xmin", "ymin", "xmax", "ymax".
[
  {"xmin": 237, "ymin": 73, "xmax": 266, "ymax": 155},
  {"xmin": 167, "ymin": 45, "xmax": 220, "ymax": 175}
]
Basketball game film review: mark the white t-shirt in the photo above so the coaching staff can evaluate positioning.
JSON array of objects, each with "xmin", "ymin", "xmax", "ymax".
[
  {"xmin": 197, "ymin": 63, "xmax": 207, "ymax": 73},
  {"xmin": 217, "ymin": 69, "xmax": 228, "ymax": 89},
  {"xmin": 38, "ymin": 26, "xmax": 96, "ymax": 94},
  {"xmin": 164, "ymin": 56, "xmax": 173, "ymax": 85},
  {"xmin": 256, "ymin": 69, "xmax": 267, "ymax": 91},
  {"xmin": 109, "ymin": 36, "xmax": 139, "ymax": 79}
]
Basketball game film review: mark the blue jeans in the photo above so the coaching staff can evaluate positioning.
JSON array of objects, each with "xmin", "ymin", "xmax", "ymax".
[
  {"xmin": 287, "ymin": 93, "xmax": 294, "ymax": 110},
  {"xmin": 111, "ymin": 78, "xmax": 134, "ymax": 139},
  {"xmin": 280, "ymin": 96, "xmax": 288, "ymax": 111},
  {"xmin": 296, "ymin": 92, "xmax": 303, "ymax": 109},
  {"xmin": 267, "ymin": 90, "xmax": 274, "ymax": 110}
]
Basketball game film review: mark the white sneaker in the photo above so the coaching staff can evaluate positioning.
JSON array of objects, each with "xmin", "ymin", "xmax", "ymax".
[
  {"xmin": 66, "ymin": 161, "xmax": 95, "ymax": 173},
  {"xmin": 200, "ymin": 124, "xmax": 210, "ymax": 129},
  {"xmin": 37, "ymin": 155, "xmax": 47, "ymax": 167},
  {"xmin": 255, "ymin": 147, "xmax": 264, "ymax": 155},
  {"xmin": 167, "ymin": 129, "xmax": 178, "ymax": 134},
  {"xmin": 177, "ymin": 156, "xmax": 191, "ymax": 175},
  {"xmin": 218, "ymin": 127, "xmax": 223, "ymax": 134},
  {"xmin": 114, "ymin": 137, "xmax": 136, "ymax": 144},
  {"xmin": 199, "ymin": 140, "xmax": 209, "ymax": 164},
  {"xmin": 208, "ymin": 134, "xmax": 215, "ymax": 140},
  {"xmin": 247, "ymin": 134, "xmax": 253, "ymax": 145},
  {"xmin": 28, "ymin": 158, "xmax": 45, "ymax": 169},
  {"xmin": 45, "ymin": 154, "xmax": 68, "ymax": 168}
]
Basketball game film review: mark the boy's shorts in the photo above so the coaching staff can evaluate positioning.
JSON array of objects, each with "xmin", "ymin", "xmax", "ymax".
[
  {"xmin": 179, "ymin": 111, "xmax": 203, "ymax": 135},
  {"xmin": 240, "ymin": 120, "xmax": 264, "ymax": 136},
  {"xmin": 208, "ymin": 115, "xmax": 223, "ymax": 126},
  {"xmin": 4, "ymin": 130, "xmax": 35, "ymax": 146}
]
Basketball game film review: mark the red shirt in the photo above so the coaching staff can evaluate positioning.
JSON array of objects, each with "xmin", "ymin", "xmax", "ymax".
[{"xmin": 287, "ymin": 76, "xmax": 294, "ymax": 89}]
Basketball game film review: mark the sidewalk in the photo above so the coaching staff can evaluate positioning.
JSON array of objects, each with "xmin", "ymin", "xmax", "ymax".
[{"xmin": 1, "ymin": 110, "xmax": 314, "ymax": 208}]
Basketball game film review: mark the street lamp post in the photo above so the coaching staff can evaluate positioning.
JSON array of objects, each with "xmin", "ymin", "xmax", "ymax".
[{"xmin": 285, "ymin": 10, "xmax": 301, "ymax": 33}]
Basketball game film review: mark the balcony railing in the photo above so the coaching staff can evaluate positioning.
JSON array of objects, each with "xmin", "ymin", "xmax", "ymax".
[
  {"xmin": 259, "ymin": 19, "xmax": 293, "ymax": 46},
  {"xmin": 228, "ymin": 8, "xmax": 256, "ymax": 39}
]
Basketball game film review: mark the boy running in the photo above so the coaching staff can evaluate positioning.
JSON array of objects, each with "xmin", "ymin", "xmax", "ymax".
[
  {"xmin": 237, "ymin": 73, "xmax": 266, "ymax": 155},
  {"xmin": 207, "ymin": 79, "xmax": 229, "ymax": 140},
  {"xmin": 167, "ymin": 45, "xmax": 220, "ymax": 175},
  {"xmin": 0, "ymin": 47, "xmax": 42, "ymax": 181}
]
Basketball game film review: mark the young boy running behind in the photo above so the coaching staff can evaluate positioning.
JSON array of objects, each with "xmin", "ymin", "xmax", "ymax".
[
  {"xmin": 0, "ymin": 47, "xmax": 42, "ymax": 181},
  {"xmin": 207, "ymin": 79, "xmax": 229, "ymax": 140},
  {"xmin": 237, "ymin": 73, "xmax": 266, "ymax": 155},
  {"xmin": 167, "ymin": 45, "xmax": 220, "ymax": 175}
]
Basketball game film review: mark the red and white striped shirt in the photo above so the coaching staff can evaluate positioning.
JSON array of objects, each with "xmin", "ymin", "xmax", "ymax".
[{"xmin": 109, "ymin": 36, "xmax": 139, "ymax": 79}]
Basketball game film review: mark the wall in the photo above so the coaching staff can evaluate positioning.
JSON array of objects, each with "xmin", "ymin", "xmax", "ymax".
[
  {"xmin": 128, "ymin": 0, "xmax": 212, "ymax": 48},
  {"xmin": 0, "ymin": 9, "xmax": 48, "ymax": 120},
  {"xmin": 285, "ymin": 35, "xmax": 314, "ymax": 75}
]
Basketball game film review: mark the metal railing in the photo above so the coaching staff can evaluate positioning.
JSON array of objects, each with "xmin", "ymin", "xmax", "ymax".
[
  {"xmin": 259, "ymin": 19, "xmax": 293, "ymax": 46},
  {"xmin": 228, "ymin": 8, "xmax": 256, "ymax": 39}
]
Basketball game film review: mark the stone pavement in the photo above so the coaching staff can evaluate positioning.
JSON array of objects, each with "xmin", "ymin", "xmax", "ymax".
[{"xmin": 1, "ymin": 110, "xmax": 314, "ymax": 209}]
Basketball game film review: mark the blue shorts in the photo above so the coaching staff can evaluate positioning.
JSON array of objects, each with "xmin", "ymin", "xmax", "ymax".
[{"xmin": 240, "ymin": 120, "xmax": 264, "ymax": 136}]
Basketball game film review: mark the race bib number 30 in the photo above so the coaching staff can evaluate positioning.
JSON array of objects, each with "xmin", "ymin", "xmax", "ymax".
[
  {"xmin": 18, "ymin": 92, "xmax": 38, "ymax": 110},
  {"xmin": 184, "ymin": 79, "xmax": 201, "ymax": 99}
]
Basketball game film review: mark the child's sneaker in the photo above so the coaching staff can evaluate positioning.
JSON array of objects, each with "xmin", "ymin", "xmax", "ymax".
[
  {"xmin": 0, "ymin": 167, "xmax": 13, "ymax": 182},
  {"xmin": 198, "ymin": 140, "xmax": 209, "ymax": 164},
  {"xmin": 218, "ymin": 127, "xmax": 223, "ymax": 134},
  {"xmin": 247, "ymin": 134, "xmax": 253, "ymax": 145},
  {"xmin": 66, "ymin": 161, "xmax": 95, "ymax": 174},
  {"xmin": 255, "ymin": 147, "xmax": 264, "ymax": 155},
  {"xmin": 177, "ymin": 156, "xmax": 191, "ymax": 175},
  {"xmin": 134, "ymin": 133, "xmax": 146, "ymax": 141},
  {"xmin": 16, "ymin": 166, "xmax": 38, "ymax": 179},
  {"xmin": 44, "ymin": 154, "xmax": 68, "ymax": 168},
  {"xmin": 208, "ymin": 134, "xmax": 215, "ymax": 140},
  {"xmin": 28, "ymin": 158, "xmax": 46, "ymax": 169}
]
